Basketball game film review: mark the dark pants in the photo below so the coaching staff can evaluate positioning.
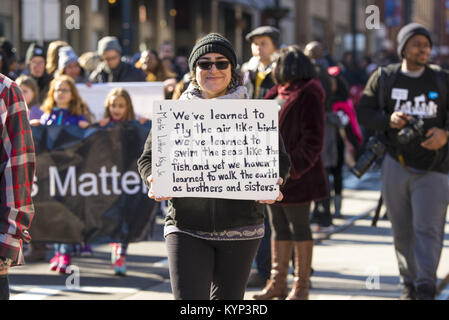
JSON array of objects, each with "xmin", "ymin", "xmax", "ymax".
[
  {"xmin": 166, "ymin": 232, "xmax": 261, "ymax": 300},
  {"xmin": 268, "ymin": 203, "xmax": 312, "ymax": 241},
  {"xmin": 0, "ymin": 275, "xmax": 9, "ymax": 300},
  {"xmin": 254, "ymin": 210, "xmax": 272, "ymax": 280}
]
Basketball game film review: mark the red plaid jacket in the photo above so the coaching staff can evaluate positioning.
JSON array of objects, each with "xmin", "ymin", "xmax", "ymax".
[{"xmin": 0, "ymin": 73, "xmax": 36, "ymax": 266}]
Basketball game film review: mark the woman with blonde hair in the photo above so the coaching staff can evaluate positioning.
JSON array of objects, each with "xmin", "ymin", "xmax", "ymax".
[{"xmin": 46, "ymin": 40, "xmax": 69, "ymax": 77}]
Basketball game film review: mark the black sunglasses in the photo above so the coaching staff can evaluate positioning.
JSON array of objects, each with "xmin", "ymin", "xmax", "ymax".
[{"xmin": 197, "ymin": 60, "xmax": 230, "ymax": 70}]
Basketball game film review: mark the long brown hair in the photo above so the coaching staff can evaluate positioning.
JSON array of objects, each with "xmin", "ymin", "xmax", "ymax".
[
  {"xmin": 104, "ymin": 88, "xmax": 136, "ymax": 121},
  {"xmin": 16, "ymin": 75, "xmax": 39, "ymax": 106},
  {"xmin": 41, "ymin": 75, "xmax": 90, "ymax": 121},
  {"xmin": 46, "ymin": 40, "xmax": 69, "ymax": 76}
]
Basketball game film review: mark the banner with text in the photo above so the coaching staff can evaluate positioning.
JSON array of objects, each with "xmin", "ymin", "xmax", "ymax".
[
  {"xmin": 77, "ymin": 82, "xmax": 165, "ymax": 122},
  {"xmin": 152, "ymin": 100, "xmax": 280, "ymax": 200},
  {"xmin": 29, "ymin": 122, "xmax": 158, "ymax": 244}
]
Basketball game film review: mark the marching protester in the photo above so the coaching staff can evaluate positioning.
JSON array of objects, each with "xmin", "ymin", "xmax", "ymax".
[
  {"xmin": 50, "ymin": 46, "xmax": 92, "ymax": 257},
  {"xmin": 135, "ymin": 49, "xmax": 177, "ymax": 99},
  {"xmin": 327, "ymin": 65, "xmax": 364, "ymax": 218},
  {"xmin": 100, "ymin": 88, "xmax": 137, "ymax": 126},
  {"xmin": 356, "ymin": 23, "xmax": 449, "ymax": 300},
  {"xmin": 55, "ymin": 46, "xmax": 89, "ymax": 84},
  {"xmin": 46, "ymin": 40, "xmax": 69, "ymax": 78},
  {"xmin": 305, "ymin": 41, "xmax": 340, "ymax": 230},
  {"xmin": 0, "ymin": 39, "xmax": 19, "ymax": 80},
  {"xmin": 41, "ymin": 75, "xmax": 92, "ymax": 127},
  {"xmin": 16, "ymin": 75, "xmax": 44, "ymax": 127},
  {"xmin": 99, "ymin": 87, "xmax": 149, "ymax": 276},
  {"xmin": 241, "ymin": 26, "xmax": 280, "ymax": 100},
  {"xmin": 253, "ymin": 45, "xmax": 327, "ymax": 300},
  {"xmin": 0, "ymin": 49, "xmax": 10, "ymax": 79},
  {"xmin": 89, "ymin": 36, "xmax": 146, "ymax": 83},
  {"xmin": 0, "ymin": 73, "xmax": 36, "ymax": 300},
  {"xmin": 39, "ymin": 75, "xmax": 92, "ymax": 274},
  {"xmin": 138, "ymin": 33, "xmax": 290, "ymax": 300},
  {"xmin": 23, "ymin": 43, "xmax": 53, "ymax": 103},
  {"xmin": 241, "ymin": 25, "xmax": 280, "ymax": 288},
  {"xmin": 78, "ymin": 51, "xmax": 102, "ymax": 75}
]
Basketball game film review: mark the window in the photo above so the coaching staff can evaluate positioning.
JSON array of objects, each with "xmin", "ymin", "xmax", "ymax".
[{"xmin": 91, "ymin": 0, "xmax": 99, "ymax": 12}]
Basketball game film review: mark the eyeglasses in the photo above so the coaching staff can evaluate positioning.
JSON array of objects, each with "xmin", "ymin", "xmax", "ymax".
[
  {"xmin": 104, "ymin": 55, "xmax": 120, "ymax": 62},
  {"xmin": 55, "ymin": 89, "xmax": 71, "ymax": 94},
  {"xmin": 197, "ymin": 60, "xmax": 230, "ymax": 70}
]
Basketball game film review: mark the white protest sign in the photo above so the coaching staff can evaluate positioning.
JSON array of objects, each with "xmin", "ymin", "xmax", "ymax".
[
  {"xmin": 152, "ymin": 100, "xmax": 280, "ymax": 201},
  {"xmin": 76, "ymin": 82, "xmax": 164, "ymax": 122}
]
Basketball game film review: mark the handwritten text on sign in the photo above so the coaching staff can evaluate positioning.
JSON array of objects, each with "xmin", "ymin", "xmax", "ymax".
[{"xmin": 152, "ymin": 100, "xmax": 280, "ymax": 200}]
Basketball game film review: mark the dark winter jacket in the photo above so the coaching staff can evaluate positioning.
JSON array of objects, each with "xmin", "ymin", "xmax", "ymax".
[
  {"xmin": 241, "ymin": 59, "xmax": 276, "ymax": 99},
  {"xmin": 137, "ymin": 86, "xmax": 291, "ymax": 233},
  {"xmin": 357, "ymin": 63, "xmax": 449, "ymax": 173},
  {"xmin": 89, "ymin": 60, "xmax": 146, "ymax": 83},
  {"xmin": 265, "ymin": 78, "xmax": 328, "ymax": 205}
]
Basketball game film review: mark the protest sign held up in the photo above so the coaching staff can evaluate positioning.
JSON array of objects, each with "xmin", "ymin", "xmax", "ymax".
[{"xmin": 152, "ymin": 100, "xmax": 280, "ymax": 201}]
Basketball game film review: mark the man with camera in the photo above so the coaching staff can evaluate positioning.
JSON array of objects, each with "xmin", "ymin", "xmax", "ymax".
[{"xmin": 357, "ymin": 23, "xmax": 449, "ymax": 300}]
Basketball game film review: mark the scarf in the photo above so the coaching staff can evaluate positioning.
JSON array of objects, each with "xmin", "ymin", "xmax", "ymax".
[
  {"xmin": 277, "ymin": 80, "xmax": 307, "ymax": 100},
  {"xmin": 180, "ymin": 83, "xmax": 248, "ymax": 100}
]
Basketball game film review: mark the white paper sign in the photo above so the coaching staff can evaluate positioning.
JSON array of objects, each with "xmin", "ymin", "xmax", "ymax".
[
  {"xmin": 152, "ymin": 100, "xmax": 280, "ymax": 201},
  {"xmin": 76, "ymin": 82, "xmax": 164, "ymax": 122}
]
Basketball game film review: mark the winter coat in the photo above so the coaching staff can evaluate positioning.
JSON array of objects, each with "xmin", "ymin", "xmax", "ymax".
[
  {"xmin": 265, "ymin": 78, "xmax": 328, "ymax": 205},
  {"xmin": 138, "ymin": 85, "xmax": 291, "ymax": 232},
  {"xmin": 89, "ymin": 61, "xmax": 146, "ymax": 83}
]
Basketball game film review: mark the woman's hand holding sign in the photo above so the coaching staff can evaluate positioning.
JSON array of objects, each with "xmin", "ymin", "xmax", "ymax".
[
  {"xmin": 147, "ymin": 175, "xmax": 173, "ymax": 202},
  {"xmin": 257, "ymin": 178, "xmax": 284, "ymax": 204}
]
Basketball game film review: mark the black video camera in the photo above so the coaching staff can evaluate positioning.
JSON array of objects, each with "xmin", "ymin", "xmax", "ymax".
[
  {"xmin": 351, "ymin": 136, "xmax": 386, "ymax": 178},
  {"xmin": 397, "ymin": 116, "xmax": 425, "ymax": 145}
]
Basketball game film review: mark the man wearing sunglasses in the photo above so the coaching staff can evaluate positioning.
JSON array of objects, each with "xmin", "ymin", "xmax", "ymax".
[
  {"xmin": 89, "ymin": 36, "xmax": 145, "ymax": 83},
  {"xmin": 241, "ymin": 26, "xmax": 280, "ymax": 289}
]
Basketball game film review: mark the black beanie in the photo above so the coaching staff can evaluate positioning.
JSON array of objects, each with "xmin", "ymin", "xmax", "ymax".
[
  {"xmin": 397, "ymin": 23, "xmax": 432, "ymax": 58},
  {"xmin": 25, "ymin": 43, "xmax": 45, "ymax": 64},
  {"xmin": 188, "ymin": 33, "xmax": 237, "ymax": 71}
]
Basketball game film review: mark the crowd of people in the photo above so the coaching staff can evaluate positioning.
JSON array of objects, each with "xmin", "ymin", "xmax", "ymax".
[{"xmin": 1, "ymin": 20, "xmax": 449, "ymax": 301}]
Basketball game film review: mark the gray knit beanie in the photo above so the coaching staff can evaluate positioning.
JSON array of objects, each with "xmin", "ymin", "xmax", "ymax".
[
  {"xmin": 58, "ymin": 46, "xmax": 79, "ymax": 70},
  {"xmin": 188, "ymin": 33, "xmax": 237, "ymax": 71},
  {"xmin": 97, "ymin": 36, "xmax": 122, "ymax": 56},
  {"xmin": 397, "ymin": 23, "xmax": 432, "ymax": 58}
]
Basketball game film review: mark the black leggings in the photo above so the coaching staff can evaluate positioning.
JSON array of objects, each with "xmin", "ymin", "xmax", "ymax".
[
  {"xmin": 268, "ymin": 203, "xmax": 312, "ymax": 241},
  {"xmin": 0, "ymin": 275, "xmax": 9, "ymax": 300},
  {"xmin": 165, "ymin": 232, "xmax": 261, "ymax": 300}
]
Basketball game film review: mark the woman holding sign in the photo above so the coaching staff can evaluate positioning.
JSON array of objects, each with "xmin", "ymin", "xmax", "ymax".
[
  {"xmin": 138, "ymin": 33, "xmax": 290, "ymax": 300},
  {"xmin": 253, "ymin": 46, "xmax": 328, "ymax": 300}
]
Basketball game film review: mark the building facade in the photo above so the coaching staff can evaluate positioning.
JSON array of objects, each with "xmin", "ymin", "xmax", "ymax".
[{"xmin": 4, "ymin": 0, "xmax": 426, "ymax": 64}]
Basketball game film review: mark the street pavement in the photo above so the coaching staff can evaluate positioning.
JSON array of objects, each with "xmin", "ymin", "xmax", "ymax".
[{"xmin": 8, "ymin": 169, "xmax": 449, "ymax": 300}]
